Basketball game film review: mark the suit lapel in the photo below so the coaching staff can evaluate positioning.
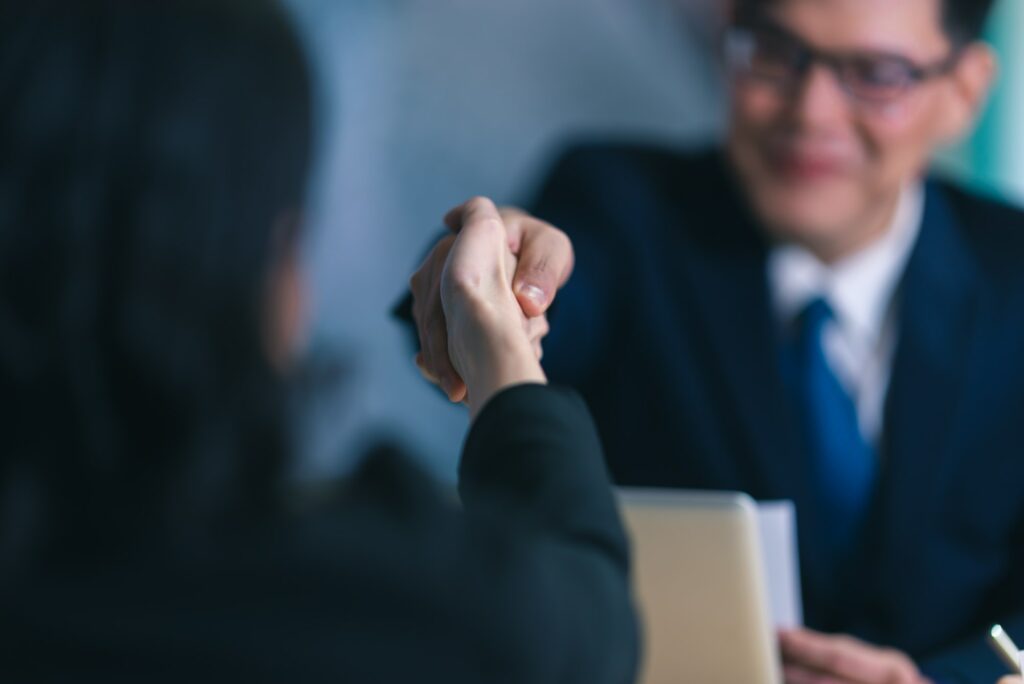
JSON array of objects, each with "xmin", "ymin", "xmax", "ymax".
[
  {"xmin": 677, "ymin": 172, "xmax": 985, "ymax": 627},
  {"xmin": 674, "ymin": 163, "xmax": 816, "ymax": 510},
  {"xmin": 863, "ymin": 182, "xmax": 982, "ymax": 572},
  {"xmin": 674, "ymin": 177, "xmax": 859, "ymax": 623}
]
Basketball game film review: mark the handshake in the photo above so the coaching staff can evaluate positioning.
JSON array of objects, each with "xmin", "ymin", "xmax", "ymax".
[
  {"xmin": 411, "ymin": 198, "xmax": 1021, "ymax": 684},
  {"xmin": 409, "ymin": 197, "xmax": 574, "ymax": 419}
]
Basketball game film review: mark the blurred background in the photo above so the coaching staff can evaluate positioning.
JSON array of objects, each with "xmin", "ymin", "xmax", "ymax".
[{"xmin": 282, "ymin": 0, "xmax": 1024, "ymax": 482}]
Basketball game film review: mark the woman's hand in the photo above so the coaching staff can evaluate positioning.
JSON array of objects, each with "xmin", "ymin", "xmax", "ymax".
[{"xmin": 409, "ymin": 199, "xmax": 572, "ymax": 405}]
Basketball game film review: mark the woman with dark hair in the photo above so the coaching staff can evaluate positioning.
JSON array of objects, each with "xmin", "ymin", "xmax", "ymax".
[{"xmin": 0, "ymin": 2, "xmax": 638, "ymax": 681}]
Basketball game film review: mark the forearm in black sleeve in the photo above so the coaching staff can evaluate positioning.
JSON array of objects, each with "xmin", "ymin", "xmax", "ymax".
[
  {"xmin": 456, "ymin": 383, "xmax": 639, "ymax": 684},
  {"xmin": 458, "ymin": 384, "xmax": 626, "ymax": 562}
]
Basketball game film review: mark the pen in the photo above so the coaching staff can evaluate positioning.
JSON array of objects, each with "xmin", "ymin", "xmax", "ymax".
[{"xmin": 987, "ymin": 624, "xmax": 1023, "ymax": 674}]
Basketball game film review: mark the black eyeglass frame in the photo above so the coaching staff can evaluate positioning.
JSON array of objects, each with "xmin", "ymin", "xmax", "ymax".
[{"xmin": 723, "ymin": 20, "xmax": 965, "ymax": 106}]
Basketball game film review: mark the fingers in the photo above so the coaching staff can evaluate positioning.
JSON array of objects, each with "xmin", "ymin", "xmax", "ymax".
[
  {"xmin": 501, "ymin": 208, "xmax": 575, "ymax": 318},
  {"xmin": 524, "ymin": 313, "xmax": 550, "ymax": 342},
  {"xmin": 439, "ymin": 199, "xmax": 548, "ymax": 416},
  {"xmin": 783, "ymin": 663, "xmax": 847, "ymax": 684},
  {"xmin": 443, "ymin": 196, "xmax": 504, "ymax": 235},
  {"xmin": 779, "ymin": 629, "xmax": 924, "ymax": 684},
  {"xmin": 414, "ymin": 197, "xmax": 546, "ymax": 403},
  {"xmin": 444, "ymin": 200, "xmax": 575, "ymax": 318},
  {"xmin": 410, "ymin": 234, "xmax": 466, "ymax": 402},
  {"xmin": 414, "ymin": 353, "xmax": 435, "ymax": 382},
  {"xmin": 525, "ymin": 314, "xmax": 549, "ymax": 362},
  {"xmin": 425, "ymin": 197, "xmax": 557, "ymax": 407}
]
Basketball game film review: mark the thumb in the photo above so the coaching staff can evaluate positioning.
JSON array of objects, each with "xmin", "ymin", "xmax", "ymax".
[{"xmin": 508, "ymin": 221, "xmax": 574, "ymax": 319}]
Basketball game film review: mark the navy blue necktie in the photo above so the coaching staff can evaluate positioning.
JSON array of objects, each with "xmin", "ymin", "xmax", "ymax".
[{"xmin": 784, "ymin": 298, "xmax": 877, "ymax": 565}]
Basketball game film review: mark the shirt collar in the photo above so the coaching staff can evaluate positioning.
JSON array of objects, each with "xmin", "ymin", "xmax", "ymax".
[{"xmin": 768, "ymin": 182, "xmax": 924, "ymax": 343}]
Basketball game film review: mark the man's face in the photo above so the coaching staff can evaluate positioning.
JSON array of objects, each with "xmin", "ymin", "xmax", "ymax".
[{"xmin": 726, "ymin": 0, "xmax": 966, "ymax": 259}]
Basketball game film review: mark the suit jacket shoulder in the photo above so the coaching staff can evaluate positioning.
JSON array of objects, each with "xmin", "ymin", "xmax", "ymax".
[
  {"xmin": 530, "ymin": 141, "xmax": 763, "ymax": 385},
  {"xmin": 936, "ymin": 177, "xmax": 1024, "ymax": 288},
  {"xmin": 532, "ymin": 141, "xmax": 762, "ymax": 258},
  {"xmin": 534, "ymin": 141, "xmax": 728, "ymax": 214}
]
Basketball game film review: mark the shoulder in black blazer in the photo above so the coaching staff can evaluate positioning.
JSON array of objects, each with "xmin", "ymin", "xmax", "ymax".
[
  {"xmin": 531, "ymin": 141, "xmax": 1024, "ymax": 683},
  {"xmin": 0, "ymin": 385, "xmax": 639, "ymax": 684}
]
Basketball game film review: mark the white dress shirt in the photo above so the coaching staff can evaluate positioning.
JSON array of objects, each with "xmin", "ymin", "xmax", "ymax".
[{"xmin": 767, "ymin": 183, "xmax": 925, "ymax": 447}]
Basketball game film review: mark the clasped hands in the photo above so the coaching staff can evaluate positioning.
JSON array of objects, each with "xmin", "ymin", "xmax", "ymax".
[
  {"xmin": 409, "ymin": 198, "xmax": 934, "ymax": 684},
  {"xmin": 409, "ymin": 197, "xmax": 572, "ymax": 418}
]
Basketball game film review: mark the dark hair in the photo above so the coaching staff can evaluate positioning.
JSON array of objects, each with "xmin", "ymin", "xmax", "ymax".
[
  {"xmin": 942, "ymin": 0, "xmax": 997, "ymax": 45},
  {"xmin": 735, "ymin": 0, "xmax": 996, "ymax": 46},
  {"xmin": 0, "ymin": 0, "xmax": 312, "ymax": 568}
]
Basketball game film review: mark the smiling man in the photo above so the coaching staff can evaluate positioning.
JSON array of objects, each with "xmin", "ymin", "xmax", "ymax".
[{"xmin": 407, "ymin": 0, "xmax": 1024, "ymax": 682}]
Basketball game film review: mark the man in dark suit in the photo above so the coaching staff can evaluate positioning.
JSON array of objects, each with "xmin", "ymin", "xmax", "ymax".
[{"xmin": 409, "ymin": 0, "xmax": 1024, "ymax": 682}]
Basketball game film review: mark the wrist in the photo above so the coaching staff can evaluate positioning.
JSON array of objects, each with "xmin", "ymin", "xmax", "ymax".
[
  {"xmin": 467, "ymin": 352, "xmax": 547, "ymax": 420},
  {"xmin": 449, "ymin": 310, "xmax": 546, "ymax": 419}
]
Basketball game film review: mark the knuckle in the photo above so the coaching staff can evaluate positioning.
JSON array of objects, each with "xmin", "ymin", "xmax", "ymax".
[
  {"xmin": 551, "ymin": 226, "xmax": 572, "ymax": 250},
  {"xmin": 499, "ymin": 206, "xmax": 525, "ymax": 222},
  {"xmin": 476, "ymin": 216, "xmax": 505, "ymax": 235},
  {"xmin": 444, "ymin": 264, "xmax": 483, "ymax": 295},
  {"xmin": 409, "ymin": 274, "xmax": 425, "ymax": 297},
  {"xmin": 467, "ymin": 195, "xmax": 496, "ymax": 212}
]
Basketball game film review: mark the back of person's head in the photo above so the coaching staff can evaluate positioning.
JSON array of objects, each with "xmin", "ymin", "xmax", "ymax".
[
  {"xmin": 0, "ymin": 0, "xmax": 312, "ymax": 570},
  {"xmin": 734, "ymin": 0, "xmax": 996, "ymax": 45}
]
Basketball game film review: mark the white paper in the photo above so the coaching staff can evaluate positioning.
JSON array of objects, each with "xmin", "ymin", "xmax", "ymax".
[{"xmin": 756, "ymin": 500, "xmax": 804, "ymax": 628}]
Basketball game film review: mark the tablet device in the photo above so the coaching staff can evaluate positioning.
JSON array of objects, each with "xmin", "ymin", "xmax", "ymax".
[{"xmin": 619, "ymin": 488, "xmax": 782, "ymax": 684}]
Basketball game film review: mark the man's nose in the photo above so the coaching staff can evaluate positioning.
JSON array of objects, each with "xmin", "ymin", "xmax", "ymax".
[{"xmin": 789, "ymin": 63, "xmax": 852, "ymax": 129}]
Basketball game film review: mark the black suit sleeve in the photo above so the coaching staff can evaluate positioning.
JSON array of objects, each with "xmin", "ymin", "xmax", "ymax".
[{"xmin": 456, "ymin": 383, "xmax": 639, "ymax": 684}]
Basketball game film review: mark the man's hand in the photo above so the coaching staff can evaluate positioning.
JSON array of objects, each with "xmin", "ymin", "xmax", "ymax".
[
  {"xmin": 780, "ymin": 628, "xmax": 932, "ymax": 684},
  {"xmin": 998, "ymin": 677, "xmax": 1023, "ymax": 684},
  {"xmin": 409, "ymin": 201, "xmax": 574, "ymax": 403}
]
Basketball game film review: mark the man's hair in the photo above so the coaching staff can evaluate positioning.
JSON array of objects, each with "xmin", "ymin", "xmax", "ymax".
[
  {"xmin": 0, "ymin": 0, "xmax": 312, "ymax": 568},
  {"xmin": 735, "ymin": 0, "xmax": 996, "ymax": 45},
  {"xmin": 943, "ymin": 0, "xmax": 997, "ymax": 44}
]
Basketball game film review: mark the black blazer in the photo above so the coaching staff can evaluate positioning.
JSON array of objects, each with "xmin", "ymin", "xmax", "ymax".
[
  {"xmin": 0, "ymin": 385, "xmax": 639, "ymax": 683},
  {"xmin": 531, "ymin": 143, "xmax": 1024, "ymax": 683}
]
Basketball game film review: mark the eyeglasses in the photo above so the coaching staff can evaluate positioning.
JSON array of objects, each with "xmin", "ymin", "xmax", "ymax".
[{"xmin": 723, "ymin": 22, "xmax": 962, "ymax": 107}]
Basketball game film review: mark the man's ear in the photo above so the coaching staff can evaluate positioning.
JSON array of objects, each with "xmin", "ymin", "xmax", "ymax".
[{"xmin": 936, "ymin": 42, "xmax": 998, "ymax": 144}]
